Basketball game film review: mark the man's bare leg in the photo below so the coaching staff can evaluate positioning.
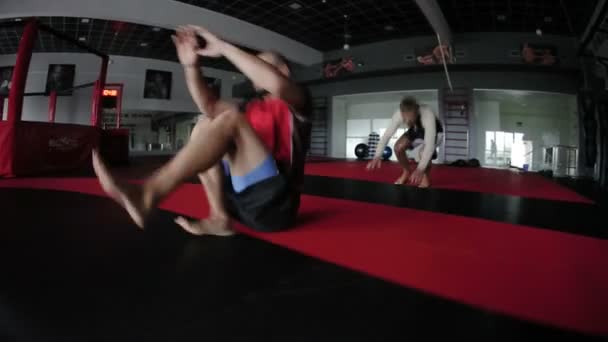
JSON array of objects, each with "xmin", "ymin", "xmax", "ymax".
[
  {"xmin": 174, "ymin": 164, "xmax": 235, "ymax": 236},
  {"xmin": 93, "ymin": 107, "xmax": 270, "ymax": 229},
  {"xmin": 394, "ymin": 134, "xmax": 412, "ymax": 185},
  {"xmin": 171, "ymin": 116, "xmax": 234, "ymax": 236},
  {"xmin": 418, "ymin": 163, "xmax": 432, "ymax": 188}
]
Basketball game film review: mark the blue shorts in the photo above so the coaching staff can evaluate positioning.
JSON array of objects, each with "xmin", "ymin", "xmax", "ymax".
[{"xmin": 222, "ymin": 156, "xmax": 279, "ymax": 193}]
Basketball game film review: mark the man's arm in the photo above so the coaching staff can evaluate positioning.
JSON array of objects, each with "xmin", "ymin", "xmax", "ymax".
[
  {"xmin": 188, "ymin": 25, "xmax": 305, "ymax": 110},
  {"xmin": 183, "ymin": 66, "xmax": 222, "ymax": 117},
  {"xmin": 374, "ymin": 111, "xmax": 402, "ymax": 159},
  {"xmin": 221, "ymin": 43, "xmax": 305, "ymax": 109},
  {"xmin": 416, "ymin": 108, "xmax": 437, "ymax": 170},
  {"xmin": 173, "ymin": 28, "xmax": 225, "ymax": 117}
]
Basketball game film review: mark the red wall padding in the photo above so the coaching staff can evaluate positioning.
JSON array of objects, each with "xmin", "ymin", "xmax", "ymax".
[
  {"xmin": 0, "ymin": 121, "xmax": 100, "ymax": 177},
  {"xmin": 0, "ymin": 122, "xmax": 16, "ymax": 177}
]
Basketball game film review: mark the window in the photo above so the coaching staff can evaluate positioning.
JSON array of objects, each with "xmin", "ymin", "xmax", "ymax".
[{"xmin": 485, "ymin": 131, "xmax": 525, "ymax": 167}]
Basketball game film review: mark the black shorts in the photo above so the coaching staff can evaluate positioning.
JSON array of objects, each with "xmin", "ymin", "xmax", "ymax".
[
  {"xmin": 223, "ymin": 173, "xmax": 299, "ymax": 232},
  {"xmin": 401, "ymin": 130, "xmax": 439, "ymax": 160},
  {"xmin": 405, "ymin": 127, "xmax": 425, "ymax": 143}
]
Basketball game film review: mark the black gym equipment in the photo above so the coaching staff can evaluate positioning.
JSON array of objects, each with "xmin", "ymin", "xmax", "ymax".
[{"xmin": 355, "ymin": 143, "xmax": 369, "ymax": 160}]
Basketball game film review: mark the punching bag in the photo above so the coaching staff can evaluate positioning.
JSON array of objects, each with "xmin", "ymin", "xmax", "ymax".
[
  {"xmin": 578, "ymin": 91, "xmax": 597, "ymax": 168},
  {"xmin": 367, "ymin": 132, "xmax": 380, "ymax": 160}
]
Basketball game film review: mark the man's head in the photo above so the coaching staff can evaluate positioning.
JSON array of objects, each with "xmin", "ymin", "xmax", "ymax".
[
  {"xmin": 51, "ymin": 65, "xmax": 63, "ymax": 80},
  {"xmin": 400, "ymin": 96, "xmax": 420, "ymax": 126},
  {"xmin": 254, "ymin": 51, "xmax": 290, "ymax": 92},
  {"xmin": 1, "ymin": 68, "xmax": 11, "ymax": 79},
  {"xmin": 154, "ymin": 73, "xmax": 164, "ymax": 83}
]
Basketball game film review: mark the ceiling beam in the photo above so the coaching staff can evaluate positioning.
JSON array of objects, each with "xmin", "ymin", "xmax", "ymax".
[
  {"xmin": 0, "ymin": 0, "xmax": 323, "ymax": 66},
  {"xmin": 579, "ymin": 0, "xmax": 608, "ymax": 55},
  {"xmin": 413, "ymin": 0, "xmax": 453, "ymax": 44}
]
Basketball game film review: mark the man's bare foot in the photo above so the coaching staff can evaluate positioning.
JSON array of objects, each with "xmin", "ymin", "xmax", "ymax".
[
  {"xmin": 174, "ymin": 216, "xmax": 235, "ymax": 236},
  {"xmin": 418, "ymin": 175, "xmax": 431, "ymax": 188},
  {"xmin": 92, "ymin": 150, "xmax": 150, "ymax": 228},
  {"xmin": 394, "ymin": 172, "xmax": 410, "ymax": 185}
]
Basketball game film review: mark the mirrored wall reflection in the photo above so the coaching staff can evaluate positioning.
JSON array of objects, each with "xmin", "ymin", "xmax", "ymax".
[
  {"xmin": 103, "ymin": 110, "xmax": 199, "ymax": 155},
  {"xmin": 335, "ymin": 90, "xmax": 440, "ymax": 161},
  {"xmin": 473, "ymin": 90, "xmax": 578, "ymax": 172}
]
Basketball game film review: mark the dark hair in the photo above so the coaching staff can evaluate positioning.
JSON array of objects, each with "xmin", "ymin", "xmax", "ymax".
[{"xmin": 400, "ymin": 96, "xmax": 419, "ymax": 113}]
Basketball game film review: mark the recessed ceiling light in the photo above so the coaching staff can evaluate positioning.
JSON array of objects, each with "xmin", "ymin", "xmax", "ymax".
[
  {"xmin": 544, "ymin": 16, "xmax": 553, "ymax": 23},
  {"xmin": 497, "ymin": 14, "xmax": 506, "ymax": 21},
  {"xmin": 385, "ymin": 25, "xmax": 394, "ymax": 31},
  {"xmin": 152, "ymin": 27, "xmax": 161, "ymax": 32},
  {"xmin": 81, "ymin": 18, "xmax": 90, "ymax": 24},
  {"xmin": 14, "ymin": 18, "xmax": 22, "ymax": 22},
  {"xmin": 322, "ymin": 0, "xmax": 326, "ymax": 3},
  {"xmin": 289, "ymin": 2, "xmax": 302, "ymax": 10},
  {"xmin": 78, "ymin": 37, "xmax": 86, "ymax": 41},
  {"xmin": 140, "ymin": 42, "xmax": 149, "ymax": 47}
]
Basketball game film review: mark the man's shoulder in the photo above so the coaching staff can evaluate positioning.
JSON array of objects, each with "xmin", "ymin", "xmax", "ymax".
[
  {"xmin": 419, "ymin": 104, "xmax": 433, "ymax": 111},
  {"xmin": 419, "ymin": 105, "xmax": 436, "ymax": 117}
]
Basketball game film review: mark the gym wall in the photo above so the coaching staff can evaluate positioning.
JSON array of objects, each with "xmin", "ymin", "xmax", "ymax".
[
  {"xmin": 0, "ymin": 53, "xmax": 243, "ymax": 124},
  {"xmin": 294, "ymin": 32, "xmax": 579, "ymax": 81}
]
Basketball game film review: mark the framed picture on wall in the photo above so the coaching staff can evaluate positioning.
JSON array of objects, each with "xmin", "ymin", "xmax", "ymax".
[
  {"xmin": 144, "ymin": 69, "xmax": 172, "ymax": 100},
  {"xmin": 415, "ymin": 44, "xmax": 453, "ymax": 65},
  {"xmin": 45, "ymin": 64, "xmax": 76, "ymax": 95},
  {"xmin": 323, "ymin": 57, "xmax": 356, "ymax": 79},
  {"xmin": 521, "ymin": 43, "xmax": 559, "ymax": 66},
  {"xmin": 0, "ymin": 66, "xmax": 14, "ymax": 96},
  {"xmin": 204, "ymin": 77, "xmax": 222, "ymax": 97}
]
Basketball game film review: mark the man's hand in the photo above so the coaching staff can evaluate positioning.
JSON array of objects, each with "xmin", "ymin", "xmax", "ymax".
[
  {"xmin": 171, "ymin": 27, "xmax": 200, "ymax": 67},
  {"xmin": 188, "ymin": 25, "xmax": 226, "ymax": 58},
  {"xmin": 366, "ymin": 158, "xmax": 382, "ymax": 171},
  {"xmin": 408, "ymin": 169, "xmax": 424, "ymax": 186}
]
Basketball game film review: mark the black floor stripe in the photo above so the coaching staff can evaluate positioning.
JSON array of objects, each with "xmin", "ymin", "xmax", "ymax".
[
  {"xmin": 23, "ymin": 156, "xmax": 608, "ymax": 240},
  {"xmin": 0, "ymin": 188, "xmax": 602, "ymax": 340},
  {"xmin": 303, "ymin": 175, "xmax": 608, "ymax": 239}
]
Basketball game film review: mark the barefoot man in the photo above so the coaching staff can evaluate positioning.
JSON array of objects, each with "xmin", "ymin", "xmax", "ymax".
[
  {"xmin": 366, "ymin": 97, "xmax": 443, "ymax": 188},
  {"xmin": 93, "ymin": 25, "xmax": 311, "ymax": 235}
]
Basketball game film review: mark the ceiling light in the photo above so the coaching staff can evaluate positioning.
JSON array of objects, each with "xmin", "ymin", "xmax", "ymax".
[
  {"xmin": 343, "ymin": 43, "xmax": 350, "ymax": 50},
  {"xmin": 289, "ymin": 2, "xmax": 302, "ymax": 10},
  {"xmin": 152, "ymin": 27, "xmax": 161, "ymax": 32},
  {"xmin": 78, "ymin": 37, "xmax": 86, "ymax": 41},
  {"xmin": 140, "ymin": 42, "xmax": 149, "ymax": 47},
  {"xmin": 14, "ymin": 18, "xmax": 22, "ymax": 22},
  {"xmin": 497, "ymin": 14, "xmax": 506, "ymax": 21},
  {"xmin": 536, "ymin": 28, "xmax": 543, "ymax": 36},
  {"xmin": 322, "ymin": 0, "xmax": 326, "ymax": 3},
  {"xmin": 81, "ymin": 18, "xmax": 90, "ymax": 24},
  {"xmin": 385, "ymin": 25, "xmax": 394, "ymax": 31}
]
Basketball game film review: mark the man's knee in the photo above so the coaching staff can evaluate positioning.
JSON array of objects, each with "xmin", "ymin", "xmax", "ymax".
[
  {"xmin": 213, "ymin": 107, "xmax": 245, "ymax": 133},
  {"xmin": 395, "ymin": 141, "xmax": 409, "ymax": 155},
  {"xmin": 191, "ymin": 116, "xmax": 211, "ymax": 139}
]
